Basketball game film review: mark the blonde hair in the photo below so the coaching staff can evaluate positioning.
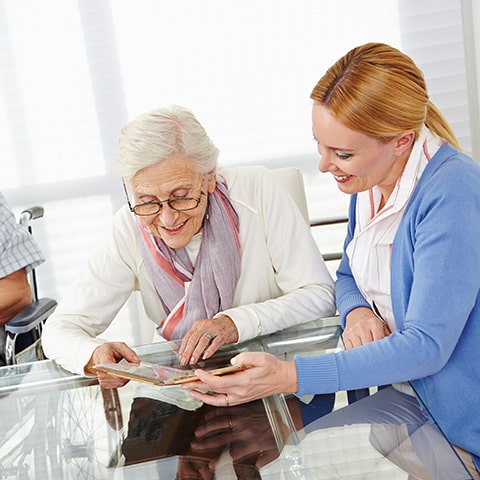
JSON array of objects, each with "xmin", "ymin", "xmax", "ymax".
[
  {"xmin": 115, "ymin": 105, "xmax": 219, "ymax": 179},
  {"xmin": 311, "ymin": 42, "xmax": 460, "ymax": 149}
]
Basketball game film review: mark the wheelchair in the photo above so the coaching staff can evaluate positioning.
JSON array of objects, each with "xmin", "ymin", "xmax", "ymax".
[{"xmin": 4, "ymin": 206, "xmax": 57, "ymax": 365}]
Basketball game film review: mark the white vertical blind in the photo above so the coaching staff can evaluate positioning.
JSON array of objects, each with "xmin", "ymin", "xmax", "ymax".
[
  {"xmin": 461, "ymin": 0, "xmax": 480, "ymax": 158},
  {"xmin": 399, "ymin": 0, "xmax": 472, "ymax": 151},
  {"xmin": 0, "ymin": 0, "xmax": 476, "ymax": 342}
]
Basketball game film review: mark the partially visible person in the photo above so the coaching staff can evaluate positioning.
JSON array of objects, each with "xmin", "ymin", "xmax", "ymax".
[
  {"xmin": 0, "ymin": 191, "xmax": 44, "ymax": 366},
  {"xmin": 183, "ymin": 43, "xmax": 480, "ymax": 477},
  {"xmin": 42, "ymin": 105, "xmax": 335, "ymax": 385}
]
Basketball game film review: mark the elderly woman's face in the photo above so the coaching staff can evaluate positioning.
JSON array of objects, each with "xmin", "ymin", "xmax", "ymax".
[{"xmin": 131, "ymin": 155, "xmax": 216, "ymax": 249}]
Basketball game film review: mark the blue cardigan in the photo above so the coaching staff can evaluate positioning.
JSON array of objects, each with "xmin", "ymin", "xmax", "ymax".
[{"xmin": 295, "ymin": 144, "xmax": 480, "ymax": 461}]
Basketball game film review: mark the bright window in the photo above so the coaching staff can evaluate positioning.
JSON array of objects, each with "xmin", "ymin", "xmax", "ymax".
[{"xmin": 0, "ymin": 0, "xmax": 476, "ymax": 342}]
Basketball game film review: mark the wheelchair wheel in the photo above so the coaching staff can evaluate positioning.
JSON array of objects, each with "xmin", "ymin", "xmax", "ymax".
[{"xmin": 47, "ymin": 385, "xmax": 124, "ymax": 479}]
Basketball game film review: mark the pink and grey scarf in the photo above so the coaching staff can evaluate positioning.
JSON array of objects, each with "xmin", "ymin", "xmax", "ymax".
[{"xmin": 138, "ymin": 181, "xmax": 241, "ymax": 340}]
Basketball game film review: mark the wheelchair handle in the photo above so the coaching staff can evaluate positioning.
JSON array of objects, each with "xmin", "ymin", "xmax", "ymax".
[{"xmin": 20, "ymin": 206, "xmax": 44, "ymax": 226}]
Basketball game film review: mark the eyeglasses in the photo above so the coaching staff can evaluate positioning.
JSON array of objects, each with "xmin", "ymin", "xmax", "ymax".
[{"xmin": 122, "ymin": 179, "xmax": 206, "ymax": 216}]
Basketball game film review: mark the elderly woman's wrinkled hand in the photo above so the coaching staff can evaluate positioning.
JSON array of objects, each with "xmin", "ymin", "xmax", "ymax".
[
  {"xmin": 84, "ymin": 341, "xmax": 140, "ymax": 388},
  {"xmin": 182, "ymin": 352, "xmax": 298, "ymax": 406},
  {"xmin": 178, "ymin": 314, "xmax": 239, "ymax": 366}
]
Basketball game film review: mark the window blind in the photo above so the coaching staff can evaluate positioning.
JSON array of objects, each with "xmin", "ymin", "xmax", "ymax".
[{"xmin": 0, "ymin": 0, "xmax": 476, "ymax": 342}]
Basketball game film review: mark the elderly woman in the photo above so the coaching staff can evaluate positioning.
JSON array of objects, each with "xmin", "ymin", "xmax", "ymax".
[{"xmin": 42, "ymin": 105, "xmax": 335, "ymax": 386}]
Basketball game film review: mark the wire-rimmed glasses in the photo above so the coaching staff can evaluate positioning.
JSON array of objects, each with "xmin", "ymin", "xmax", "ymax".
[{"xmin": 122, "ymin": 179, "xmax": 206, "ymax": 216}]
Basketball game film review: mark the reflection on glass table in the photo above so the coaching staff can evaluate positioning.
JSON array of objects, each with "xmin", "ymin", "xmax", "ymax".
[
  {"xmin": 261, "ymin": 387, "xmax": 472, "ymax": 480},
  {"xmin": 0, "ymin": 364, "xmax": 124, "ymax": 479},
  {"xmin": 0, "ymin": 317, "xmax": 472, "ymax": 479}
]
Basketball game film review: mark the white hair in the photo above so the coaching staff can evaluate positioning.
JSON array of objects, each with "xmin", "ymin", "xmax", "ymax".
[{"xmin": 115, "ymin": 105, "xmax": 219, "ymax": 179}]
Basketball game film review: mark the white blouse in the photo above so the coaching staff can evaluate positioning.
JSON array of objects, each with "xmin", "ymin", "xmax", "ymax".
[{"xmin": 346, "ymin": 126, "xmax": 442, "ymax": 333}]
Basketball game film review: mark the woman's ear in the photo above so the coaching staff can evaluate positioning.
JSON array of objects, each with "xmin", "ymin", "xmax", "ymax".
[
  {"xmin": 207, "ymin": 173, "xmax": 217, "ymax": 193},
  {"xmin": 394, "ymin": 131, "xmax": 416, "ymax": 157}
]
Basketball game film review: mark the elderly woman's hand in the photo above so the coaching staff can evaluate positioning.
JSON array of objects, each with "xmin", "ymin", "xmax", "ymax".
[
  {"xmin": 84, "ymin": 341, "xmax": 140, "ymax": 388},
  {"xmin": 182, "ymin": 352, "xmax": 298, "ymax": 406},
  {"xmin": 178, "ymin": 314, "xmax": 239, "ymax": 365}
]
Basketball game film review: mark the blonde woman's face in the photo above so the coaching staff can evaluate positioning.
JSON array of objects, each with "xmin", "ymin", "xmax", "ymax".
[
  {"xmin": 312, "ymin": 104, "xmax": 413, "ymax": 203},
  {"xmin": 131, "ymin": 155, "xmax": 216, "ymax": 249}
]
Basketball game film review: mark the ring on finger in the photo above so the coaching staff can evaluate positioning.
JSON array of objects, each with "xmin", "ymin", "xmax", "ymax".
[{"xmin": 203, "ymin": 332, "xmax": 214, "ymax": 341}]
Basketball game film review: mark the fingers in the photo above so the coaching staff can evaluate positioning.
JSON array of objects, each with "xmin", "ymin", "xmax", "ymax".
[
  {"xmin": 229, "ymin": 352, "xmax": 255, "ymax": 369},
  {"xmin": 88, "ymin": 342, "xmax": 139, "ymax": 388},
  {"xmin": 177, "ymin": 457, "xmax": 212, "ymax": 480},
  {"xmin": 342, "ymin": 310, "xmax": 390, "ymax": 348},
  {"xmin": 195, "ymin": 416, "xmax": 233, "ymax": 439},
  {"xmin": 189, "ymin": 389, "xmax": 240, "ymax": 407},
  {"xmin": 342, "ymin": 307, "xmax": 391, "ymax": 350},
  {"xmin": 117, "ymin": 344, "xmax": 141, "ymax": 363},
  {"xmin": 180, "ymin": 331, "xmax": 221, "ymax": 366},
  {"xmin": 184, "ymin": 353, "xmax": 297, "ymax": 407},
  {"xmin": 96, "ymin": 372, "xmax": 129, "ymax": 389},
  {"xmin": 183, "ymin": 368, "xmax": 240, "ymax": 406},
  {"xmin": 343, "ymin": 325, "xmax": 389, "ymax": 348},
  {"xmin": 178, "ymin": 316, "xmax": 238, "ymax": 366},
  {"xmin": 92, "ymin": 342, "xmax": 140, "ymax": 365},
  {"xmin": 190, "ymin": 418, "xmax": 234, "ymax": 451}
]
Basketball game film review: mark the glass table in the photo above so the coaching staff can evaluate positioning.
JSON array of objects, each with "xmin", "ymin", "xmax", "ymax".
[{"xmin": 0, "ymin": 317, "xmax": 472, "ymax": 479}]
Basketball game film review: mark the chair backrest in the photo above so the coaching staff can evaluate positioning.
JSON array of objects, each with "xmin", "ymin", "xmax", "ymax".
[{"xmin": 272, "ymin": 167, "xmax": 309, "ymax": 223}]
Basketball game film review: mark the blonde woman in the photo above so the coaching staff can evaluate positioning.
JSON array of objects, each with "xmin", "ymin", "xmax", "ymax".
[{"xmin": 185, "ymin": 43, "xmax": 480, "ymax": 477}]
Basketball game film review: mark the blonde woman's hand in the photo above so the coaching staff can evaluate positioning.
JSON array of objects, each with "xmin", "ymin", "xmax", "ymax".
[
  {"xmin": 182, "ymin": 351, "xmax": 298, "ymax": 407},
  {"xmin": 342, "ymin": 307, "xmax": 391, "ymax": 349}
]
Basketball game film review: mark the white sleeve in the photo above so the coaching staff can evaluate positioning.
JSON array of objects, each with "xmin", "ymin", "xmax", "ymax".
[
  {"xmin": 218, "ymin": 167, "xmax": 336, "ymax": 341},
  {"xmin": 42, "ymin": 207, "xmax": 141, "ymax": 374}
]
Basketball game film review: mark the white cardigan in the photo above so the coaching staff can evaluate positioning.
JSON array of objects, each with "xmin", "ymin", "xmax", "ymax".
[{"xmin": 42, "ymin": 166, "xmax": 335, "ymax": 374}]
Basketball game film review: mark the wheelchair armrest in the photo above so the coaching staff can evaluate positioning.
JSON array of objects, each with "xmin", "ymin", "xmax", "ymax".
[{"xmin": 5, "ymin": 298, "xmax": 57, "ymax": 334}]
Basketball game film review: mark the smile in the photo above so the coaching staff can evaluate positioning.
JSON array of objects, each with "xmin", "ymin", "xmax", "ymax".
[
  {"xmin": 334, "ymin": 174, "xmax": 353, "ymax": 183},
  {"xmin": 162, "ymin": 220, "xmax": 187, "ymax": 232}
]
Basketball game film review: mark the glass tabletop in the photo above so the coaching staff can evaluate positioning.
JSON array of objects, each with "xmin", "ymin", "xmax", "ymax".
[{"xmin": 0, "ymin": 317, "xmax": 472, "ymax": 479}]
